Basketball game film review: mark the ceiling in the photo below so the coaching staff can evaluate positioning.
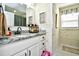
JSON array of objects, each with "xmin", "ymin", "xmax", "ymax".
[
  {"xmin": 3, "ymin": 3, "xmax": 36, "ymax": 17},
  {"xmin": 5, "ymin": 3, "xmax": 27, "ymax": 13},
  {"xmin": 4, "ymin": 3, "xmax": 27, "ymax": 17}
]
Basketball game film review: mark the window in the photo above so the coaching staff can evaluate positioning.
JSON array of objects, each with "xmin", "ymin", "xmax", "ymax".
[
  {"xmin": 60, "ymin": 5, "xmax": 79, "ymax": 28},
  {"xmin": 59, "ymin": 4, "xmax": 79, "ymax": 28},
  {"xmin": 14, "ymin": 15, "xmax": 26, "ymax": 26},
  {"xmin": 61, "ymin": 13, "xmax": 79, "ymax": 28},
  {"xmin": 61, "ymin": 14, "xmax": 78, "ymax": 28}
]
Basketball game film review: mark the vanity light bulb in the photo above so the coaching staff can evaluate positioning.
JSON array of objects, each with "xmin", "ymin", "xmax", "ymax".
[{"xmin": 14, "ymin": 10, "xmax": 16, "ymax": 13}]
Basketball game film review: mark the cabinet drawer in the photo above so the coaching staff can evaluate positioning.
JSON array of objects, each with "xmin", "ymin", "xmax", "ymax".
[
  {"xmin": 39, "ymin": 40, "xmax": 46, "ymax": 49},
  {"xmin": 40, "ymin": 35, "xmax": 46, "ymax": 41}
]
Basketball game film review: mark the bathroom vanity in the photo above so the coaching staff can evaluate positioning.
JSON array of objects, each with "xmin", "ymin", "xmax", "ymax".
[{"xmin": 0, "ymin": 31, "xmax": 47, "ymax": 56}]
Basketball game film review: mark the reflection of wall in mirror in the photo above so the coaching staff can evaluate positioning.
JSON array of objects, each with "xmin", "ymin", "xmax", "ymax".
[
  {"xmin": 29, "ymin": 16, "xmax": 33, "ymax": 24},
  {"xmin": 39, "ymin": 12, "xmax": 46, "ymax": 24}
]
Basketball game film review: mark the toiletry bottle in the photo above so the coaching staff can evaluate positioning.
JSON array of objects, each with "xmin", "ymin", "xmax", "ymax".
[{"xmin": 6, "ymin": 27, "xmax": 12, "ymax": 36}]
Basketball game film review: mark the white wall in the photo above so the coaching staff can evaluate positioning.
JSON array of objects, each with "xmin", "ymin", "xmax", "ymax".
[
  {"xmin": 34, "ymin": 3, "xmax": 55, "ymax": 52},
  {"xmin": 34, "ymin": 4, "xmax": 48, "ymax": 30},
  {"xmin": 45, "ymin": 4, "xmax": 55, "ymax": 52}
]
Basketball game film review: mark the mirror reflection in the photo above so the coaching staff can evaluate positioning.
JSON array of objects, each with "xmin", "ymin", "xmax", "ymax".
[{"xmin": 4, "ymin": 3, "xmax": 27, "ymax": 27}]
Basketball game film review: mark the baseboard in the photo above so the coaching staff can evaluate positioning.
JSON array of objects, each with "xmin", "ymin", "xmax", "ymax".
[{"xmin": 62, "ymin": 45, "xmax": 79, "ymax": 55}]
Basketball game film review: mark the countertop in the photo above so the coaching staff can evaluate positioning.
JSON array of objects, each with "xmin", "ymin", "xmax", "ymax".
[{"xmin": 0, "ymin": 31, "xmax": 46, "ymax": 46}]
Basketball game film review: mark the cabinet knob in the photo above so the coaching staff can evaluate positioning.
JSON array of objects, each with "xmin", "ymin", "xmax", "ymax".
[
  {"xmin": 29, "ymin": 50, "xmax": 31, "ymax": 56},
  {"xmin": 42, "ymin": 36, "xmax": 44, "ymax": 38}
]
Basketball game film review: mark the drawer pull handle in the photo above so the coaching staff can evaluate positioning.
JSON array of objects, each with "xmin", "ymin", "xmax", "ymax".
[{"xmin": 25, "ymin": 52, "xmax": 27, "ymax": 56}]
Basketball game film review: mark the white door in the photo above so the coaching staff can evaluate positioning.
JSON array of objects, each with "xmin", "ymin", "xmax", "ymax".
[
  {"xmin": 4, "ymin": 11, "xmax": 14, "ymax": 27},
  {"xmin": 28, "ymin": 44, "xmax": 40, "ymax": 56},
  {"xmin": 14, "ymin": 49, "xmax": 27, "ymax": 56}
]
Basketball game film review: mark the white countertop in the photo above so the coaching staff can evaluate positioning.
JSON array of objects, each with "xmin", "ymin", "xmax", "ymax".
[{"xmin": 0, "ymin": 31, "xmax": 46, "ymax": 45}]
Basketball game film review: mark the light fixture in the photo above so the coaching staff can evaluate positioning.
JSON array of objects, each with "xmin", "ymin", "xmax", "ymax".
[{"xmin": 14, "ymin": 10, "xmax": 16, "ymax": 13}]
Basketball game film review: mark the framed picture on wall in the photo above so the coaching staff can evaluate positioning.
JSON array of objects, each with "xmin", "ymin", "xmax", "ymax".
[
  {"xmin": 29, "ymin": 16, "xmax": 33, "ymax": 24},
  {"xmin": 39, "ymin": 12, "xmax": 46, "ymax": 24}
]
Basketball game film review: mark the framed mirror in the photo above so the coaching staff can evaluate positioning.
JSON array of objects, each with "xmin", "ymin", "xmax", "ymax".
[{"xmin": 4, "ymin": 3, "xmax": 27, "ymax": 26}]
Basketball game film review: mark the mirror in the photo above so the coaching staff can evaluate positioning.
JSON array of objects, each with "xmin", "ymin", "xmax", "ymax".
[
  {"xmin": 1, "ymin": 3, "xmax": 36, "ymax": 27},
  {"xmin": 3, "ymin": 3, "xmax": 27, "ymax": 27}
]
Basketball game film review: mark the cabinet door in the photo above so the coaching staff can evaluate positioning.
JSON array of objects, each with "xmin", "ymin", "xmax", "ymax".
[
  {"xmin": 14, "ymin": 49, "xmax": 27, "ymax": 56},
  {"xmin": 28, "ymin": 44, "xmax": 40, "ymax": 56},
  {"xmin": 39, "ymin": 47, "xmax": 46, "ymax": 56}
]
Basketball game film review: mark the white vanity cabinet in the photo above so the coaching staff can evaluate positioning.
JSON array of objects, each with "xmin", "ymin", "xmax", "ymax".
[
  {"xmin": 27, "ymin": 35, "xmax": 46, "ymax": 56},
  {"xmin": 28, "ymin": 43, "xmax": 40, "ymax": 56},
  {"xmin": 14, "ymin": 35, "xmax": 46, "ymax": 56},
  {"xmin": 14, "ymin": 49, "xmax": 28, "ymax": 56},
  {"xmin": 15, "ymin": 44, "xmax": 40, "ymax": 56},
  {"xmin": 4, "ymin": 11, "xmax": 14, "ymax": 27},
  {"xmin": 0, "ymin": 34, "xmax": 46, "ymax": 56}
]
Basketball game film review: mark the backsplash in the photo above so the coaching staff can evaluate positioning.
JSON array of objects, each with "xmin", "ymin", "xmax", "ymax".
[{"xmin": 10, "ymin": 26, "xmax": 29, "ymax": 31}]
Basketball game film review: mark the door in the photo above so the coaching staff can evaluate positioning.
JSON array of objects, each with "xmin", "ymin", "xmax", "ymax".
[
  {"xmin": 28, "ymin": 44, "xmax": 40, "ymax": 56},
  {"xmin": 14, "ymin": 49, "xmax": 27, "ymax": 56},
  {"xmin": 5, "ymin": 11, "xmax": 14, "ymax": 26}
]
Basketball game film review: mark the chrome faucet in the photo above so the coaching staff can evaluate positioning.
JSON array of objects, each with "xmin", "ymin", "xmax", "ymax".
[{"xmin": 17, "ymin": 27, "xmax": 22, "ymax": 34}]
